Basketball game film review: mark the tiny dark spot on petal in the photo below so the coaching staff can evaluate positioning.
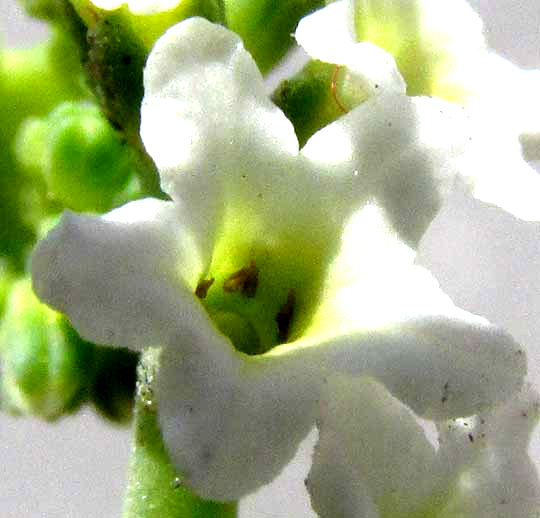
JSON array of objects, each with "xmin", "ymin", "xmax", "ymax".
[{"xmin": 200, "ymin": 446, "xmax": 213, "ymax": 467}]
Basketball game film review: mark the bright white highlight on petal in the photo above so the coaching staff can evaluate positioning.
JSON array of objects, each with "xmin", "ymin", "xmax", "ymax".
[
  {"xmin": 301, "ymin": 122, "xmax": 354, "ymax": 165},
  {"xmin": 90, "ymin": 0, "xmax": 182, "ymax": 14},
  {"xmin": 295, "ymin": 0, "xmax": 356, "ymax": 60},
  {"xmin": 32, "ymin": 199, "xmax": 205, "ymax": 349}
]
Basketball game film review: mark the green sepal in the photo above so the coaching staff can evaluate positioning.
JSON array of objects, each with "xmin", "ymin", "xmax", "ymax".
[
  {"xmin": 0, "ymin": 279, "xmax": 94, "ymax": 420},
  {"xmin": 122, "ymin": 348, "xmax": 238, "ymax": 518},
  {"xmin": 273, "ymin": 59, "xmax": 368, "ymax": 146},
  {"xmin": 224, "ymin": 0, "xmax": 324, "ymax": 73},
  {"xmin": 273, "ymin": 60, "xmax": 343, "ymax": 147}
]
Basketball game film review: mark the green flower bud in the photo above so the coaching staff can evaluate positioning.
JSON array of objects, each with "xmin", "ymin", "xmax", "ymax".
[
  {"xmin": 0, "ymin": 262, "xmax": 15, "ymax": 320},
  {"xmin": 15, "ymin": 101, "xmax": 134, "ymax": 212},
  {"xmin": 2, "ymin": 30, "xmax": 88, "ymax": 131},
  {"xmin": 0, "ymin": 279, "xmax": 93, "ymax": 420},
  {"xmin": 224, "ymin": 0, "xmax": 324, "ymax": 73},
  {"xmin": 0, "ymin": 29, "xmax": 89, "ymax": 270}
]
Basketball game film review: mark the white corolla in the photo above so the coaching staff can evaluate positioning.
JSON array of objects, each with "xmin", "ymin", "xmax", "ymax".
[
  {"xmin": 32, "ymin": 16, "xmax": 540, "ymax": 509},
  {"xmin": 297, "ymin": 0, "xmax": 540, "ymax": 160}
]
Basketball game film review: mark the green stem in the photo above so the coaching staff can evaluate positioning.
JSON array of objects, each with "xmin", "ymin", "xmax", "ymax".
[{"xmin": 122, "ymin": 348, "xmax": 238, "ymax": 518}]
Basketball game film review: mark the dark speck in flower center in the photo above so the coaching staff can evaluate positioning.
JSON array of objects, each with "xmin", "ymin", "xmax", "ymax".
[
  {"xmin": 195, "ymin": 278, "xmax": 215, "ymax": 299},
  {"xmin": 276, "ymin": 289, "xmax": 296, "ymax": 344},
  {"xmin": 223, "ymin": 260, "xmax": 258, "ymax": 297}
]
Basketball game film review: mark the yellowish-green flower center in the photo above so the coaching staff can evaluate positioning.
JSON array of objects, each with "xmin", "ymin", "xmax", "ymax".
[{"xmin": 194, "ymin": 210, "xmax": 342, "ymax": 355}]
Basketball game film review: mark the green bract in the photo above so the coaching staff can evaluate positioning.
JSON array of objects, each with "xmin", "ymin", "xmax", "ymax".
[{"xmin": 31, "ymin": 17, "xmax": 540, "ymax": 510}]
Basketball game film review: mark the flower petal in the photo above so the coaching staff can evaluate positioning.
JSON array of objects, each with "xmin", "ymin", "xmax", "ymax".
[
  {"xmin": 266, "ymin": 202, "xmax": 526, "ymax": 420},
  {"xmin": 295, "ymin": 1, "xmax": 406, "ymax": 97},
  {"xmin": 302, "ymin": 94, "xmax": 540, "ymax": 247},
  {"xmin": 464, "ymin": 53, "xmax": 540, "ymax": 162},
  {"xmin": 295, "ymin": 0, "xmax": 356, "ymax": 61},
  {"xmin": 141, "ymin": 18, "xmax": 300, "ymax": 254},
  {"xmin": 307, "ymin": 380, "xmax": 540, "ymax": 518},
  {"xmin": 31, "ymin": 199, "xmax": 206, "ymax": 349},
  {"xmin": 155, "ymin": 332, "xmax": 323, "ymax": 501},
  {"xmin": 306, "ymin": 376, "xmax": 439, "ymax": 518},
  {"xmin": 437, "ymin": 385, "xmax": 540, "ymax": 517}
]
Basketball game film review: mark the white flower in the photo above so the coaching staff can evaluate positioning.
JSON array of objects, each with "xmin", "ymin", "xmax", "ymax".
[
  {"xmin": 32, "ymin": 18, "xmax": 538, "ymax": 502},
  {"xmin": 308, "ymin": 379, "xmax": 540, "ymax": 517},
  {"xmin": 297, "ymin": 0, "xmax": 540, "ymax": 160},
  {"xmin": 89, "ymin": 0, "xmax": 182, "ymax": 15}
]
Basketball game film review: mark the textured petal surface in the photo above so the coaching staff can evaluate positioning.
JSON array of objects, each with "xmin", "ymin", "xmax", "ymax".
[
  {"xmin": 156, "ymin": 306, "xmax": 525, "ymax": 501},
  {"xmin": 306, "ymin": 376, "xmax": 439, "ymax": 518},
  {"xmin": 31, "ymin": 199, "xmax": 206, "ymax": 349},
  {"xmin": 307, "ymin": 380, "xmax": 540, "ymax": 518},
  {"xmin": 156, "ymin": 336, "xmax": 324, "ymax": 501},
  {"xmin": 302, "ymin": 94, "xmax": 540, "ymax": 247},
  {"xmin": 437, "ymin": 385, "xmax": 540, "ymax": 517},
  {"xmin": 295, "ymin": 1, "xmax": 406, "ymax": 97}
]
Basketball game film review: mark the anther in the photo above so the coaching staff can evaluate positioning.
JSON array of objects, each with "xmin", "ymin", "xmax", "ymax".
[
  {"xmin": 223, "ymin": 261, "xmax": 258, "ymax": 298},
  {"xmin": 195, "ymin": 278, "xmax": 215, "ymax": 299},
  {"xmin": 276, "ymin": 289, "xmax": 296, "ymax": 343}
]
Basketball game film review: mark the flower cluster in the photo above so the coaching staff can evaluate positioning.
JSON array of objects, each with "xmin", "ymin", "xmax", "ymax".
[
  {"xmin": 2, "ymin": 0, "xmax": 535, "ymax": 516},
  {"xmin": 30, "ymin": 6, "xmax": 540, "ymax": 515}
]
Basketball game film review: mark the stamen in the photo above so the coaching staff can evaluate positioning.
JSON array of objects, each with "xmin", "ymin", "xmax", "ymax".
[
  {"xmin": 331, "ymin": 65, "xmax": 348, "ymax": 114},
  {"xmin": 223, "ymin": 261, "xmax": 258, "ymax": 298},
  {"xmin": 276, "ymin": 289, "xmax": 296, "ymax": 343},
  {"xmin": 195, "ymin": 278, "xmax": 215, "ymax": 299}
]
